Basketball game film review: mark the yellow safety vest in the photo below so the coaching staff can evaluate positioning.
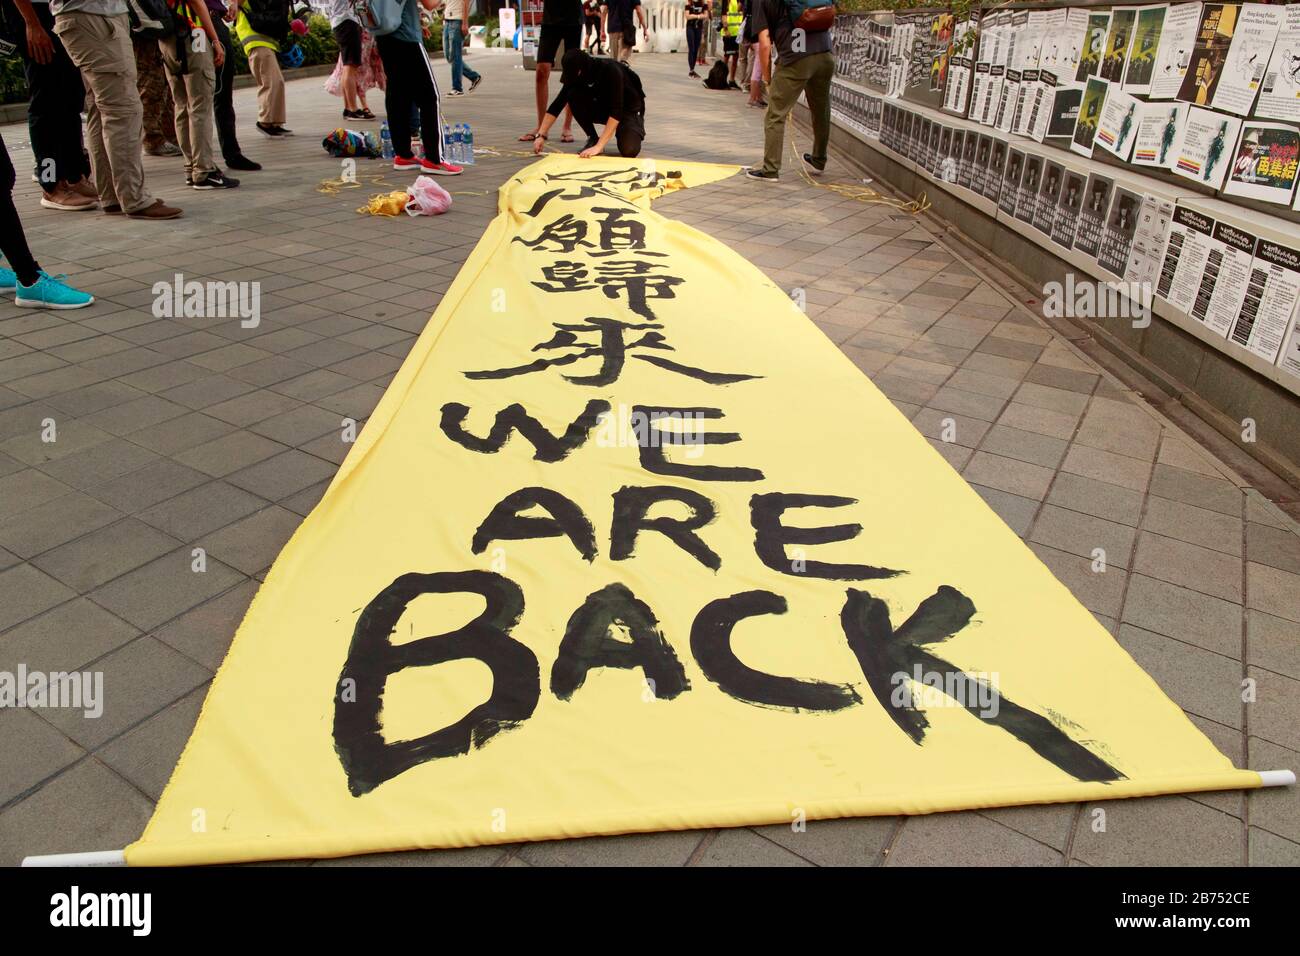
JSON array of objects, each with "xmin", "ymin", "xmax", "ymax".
[
  {"xmin": 723, "ymin": 0, "xmax": 742, "ymax": 36},
  {"xmin": 235, "ymin": 9, "xmax": 282, "ymax": 53}
]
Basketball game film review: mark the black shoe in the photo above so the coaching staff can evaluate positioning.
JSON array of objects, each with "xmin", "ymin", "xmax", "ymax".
[
  {"xmin": 745, "ymin": 167, "xmax": 778, "ymax": 182},
  {"xmin": 225, "ymin": 154, "xmax": 262, "ymax": 171},
  {"xmin": 256, "ymin": 122, "xmax": 285, "ymax": 137},
  {"xmin": 469, "ymin": 75, "xmax": 482, "ymax": 92},
  {"xmin": 689, "ymin": 71, "xmax": 700, "ymax": 78},
  {"xmin": 727, "ymin": 81, "xmax": 741, "ymax": 90},
  {"xmin": 802, "ymin": 152, "xmax": 826, "ymax": 175},
  {"xmin": 343, "ymin": 109, "xmax": 360, "ymax": 118},
  {"xmin": 193, "ymin": 169, "xmax": 240, "ymax": 189}
]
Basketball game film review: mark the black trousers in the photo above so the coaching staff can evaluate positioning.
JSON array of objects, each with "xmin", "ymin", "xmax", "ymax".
[
  {"xmin": 374, "ymin": 35, "xmax": 443, "ymax": 163},
  {"xmin": 685, "ymin": 21, "xmax": 702, "ymax": 71},
  {"xmin": 0, "ymin": 135, "xmax": 41, "ymax": 286},
  {"xmin": 569, "ymin": 99, "xmax": 645, "ymax": 157},
  {"xmin": 20, "ymin": 3, "xmax": 89, "ymax": 192},
  {"xmin": 212, "ymin": 17, "xmax": 243, "ymax": 162}
]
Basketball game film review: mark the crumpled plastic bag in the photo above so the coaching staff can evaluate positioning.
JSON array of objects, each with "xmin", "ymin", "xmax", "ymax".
[{"xmin": 405, "ymin": 176, "xmax": 453, "ymax": 216}]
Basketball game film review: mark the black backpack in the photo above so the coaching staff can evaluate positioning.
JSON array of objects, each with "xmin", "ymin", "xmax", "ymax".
[
  {"xmin": 703, "ymin": 59, "xmax": 729, "ymax": 89},
  {"xmin": 245, "ymin": 0, "xmax": 290, "ymax": 42},
  {"xmin": 125, "ymin": 0, "xmax": 175, "ymax": 38}
]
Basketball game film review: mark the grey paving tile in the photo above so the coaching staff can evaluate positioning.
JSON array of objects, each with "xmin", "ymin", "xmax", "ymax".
[
  {"xmin": 0, "ymin": 709, "xmax": 84, "ymax": 806},
  {"xmin": 1046, "ymin": 471, "xmax": 1145, "ymax": 526},
  {"xmin": 978, "ymin": 423, "xmax": 1068, "ymax": 469},
  {"xmin": 0, "ymin": 598, "xmax": 139, "ymax": 674},
  {"xmin": 963, "ymin": 451, "xmax": 1054, "ymax": 500},
  {"xmin": 97, "ymin": 687, "xmax": 206, "ymax": 801},
  {"xmin": 1247, "ymin": 610, "xmax": 1300, "ymax": 681},
  {"xmin": 1060, "ymin": 443, "xmax": 1152, "ymax": 492},
  {"xmin": 89, "ymin": 548, "xmax": 245, "ymax": 633},
  {"xmin": 153, "ymin": 579, "xmax": 258, "ymax": 671},
  {"xmin": 1029, "ymin": 543, "xmax": 1126, "ymax": 618},
  {"xmin": 174, "ymin": 430, "xmax": 288, "ymax": 479},
  {"xmin": 88, "ymin": 459, "xmax": 210, "ymax": 514},
  {"xmin": 1142, "ymin": 495, "xmax": 1243, "ymax": 557},
  {"xmin": 136, "ymin": 481, "xmax": 267, "ymax": 540},
  {"xmin": 37, "ymin": 438, "xmax": 159, "ymax": 492},
  {"xmin": 31, "ymin": 518, "xmax": 181, "ymax": 593},
  {"xmin": 1249, "ymin": 827, "xmax": 1300, "ymax": 865},
  {"xmin": 1247, "ymin": 737, "xmax": 1300, "ymax": 845},
  {"xmin": 751, "ymin": 817, "xmax": 896, "ymax": 866},
  {"xmin": 1246, "ymin": 562, "xmax": 1300, "ymax": 623},
  {"xmin": 997, "ymin": 401, "xmax": 1080, "ymax": 439},
  {"xmin": 1245, "ymin": 523, "xmax": 1300, "ymax": 576},
  {"xmin": 1116, "ymin": 624, "xmax": 1243, "ymax": 728},
  {"xmin": 1132, "ymin": 531, "xmax": 1243, "ymax": 604},
  {"xmin": 1070, "ymin": 795, "xmax": 1242, "ymax": 866},
  {"xmin": 694, "ymin": 828, "xmax": 813, "ymax": 867},
  {"xmin": 0, "ymin": 563, "xmax": 77, "ymax": 632},
  {"xmin": 1030, "ymin": 505, "xmax": 1137, "ymax": 569},
  {"xmin": 198, "ymin": 507, "xmax": 301, "ymax": 576},
  {"xmin": 0, "ymin": 759, "xmax": 153, "ymax": 867},
  {"xmin": 1246, "ymin": 666, "xmax": 1300, "ymax": 753},
  {"xmin": 888, "ymin": 811, "xmax": 1058, "ymax": 866},
  {"xmin": 1122, "ymin": 574, "xmax": 1243, "ymax": 659},
  {"xmin": 970, "ymin": 484, "xmax": 1039, "ymax": 536},
  {"xmin": 0, "ymin": 491, "xmax": 121, "ymax": 560},
  {"xmin": 315, "ymin": 846, "xmax": 508, "ymax": 866},
  {"xmin": 1148, "ymin": 464, "xmax": 1243, "ymax": 517},
  {"xmin": 519, "ymin": 831, "xmax": 702, "ymax": 866}
]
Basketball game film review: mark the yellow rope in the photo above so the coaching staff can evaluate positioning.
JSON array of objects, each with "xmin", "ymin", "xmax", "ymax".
[{"xmin": 786, "ymin": 127, "xmax": 930, "ymax": 214}]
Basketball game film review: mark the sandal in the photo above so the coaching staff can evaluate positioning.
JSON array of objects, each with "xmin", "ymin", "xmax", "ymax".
[
  {"xmin": 560, "ymin": 132, "xmax": 575, "ymax": 143},
  {"xmin": 518, "ymin": 131, "xmax": 538, "ymax": 142}
]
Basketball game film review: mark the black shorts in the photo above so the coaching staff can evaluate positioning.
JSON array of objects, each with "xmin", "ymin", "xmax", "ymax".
[
  {"xmin": 723, "ymin": 35, "xmax": 738, "ymax": 54},
  {"xmin": 333, "ymin": 19, "xmax": 362, "ymax": 67},
  {"xmin": 537, "ymin": 21, "xmax": 582, "ymax": 65}
]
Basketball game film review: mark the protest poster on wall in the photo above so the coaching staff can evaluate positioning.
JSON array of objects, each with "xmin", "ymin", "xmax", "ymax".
[
  {"xmin": 1095, "ymin": 86, "xmax": 1143, "ymax": 161},
  {"xmin": 1211, "ymin": 2, "xmax": 1284, "ymax": 116},
  {"xmin": 1171, "ymin": 105, "xmax": 1242, "ymax": 189},
  {"xmin": 1199, "ymin": 220, "xmax": 1259, "ymax": 336},
  {"xmin": 1072, "ymin": 77, "xmax": 1110, "ymax": 157},
  {"xmin": 1034, "ymin": 160, "xmax": 1066, "ymax": 237},
  {"xmin": 1255, "ymin": 4, "xmax": 1300, "ymax": 123},
  {"xmin": 1076, "ymin": 10, "xmax": 1113, "ymax": 85},
  {"xmin": 1228, "ymin": 238, "xmax": 1300, "ymax": 362},
  {"xmin": 1157, "ymin": 205, "xmax": 1219, "ymax": 314},
  {"xmin": 1223, "ymin": 122, "xmax": 1300, "ymax": 206},
  {"xmin": 1178, "ymin": 3, "xmax": 1239, "ymax": 107},
  {"xmin": 1123, "ymin": 5, "xmax": 1169, "ymax": 95},
  {"xmin": 1074, "ymin": 172, "xmax": 1116, "ymax": 258},
  {"xmin": 1132, "ymin": 101, "xmax": 1189, "ymax": 169},
  {"xmin": 1151, "ymin": 2, "xmax": 1205, "ymax": 99},
  {"xmin": 1052, "ymin": 169, "xmax": 1087, "ymax": 248},
  {"xmin": 1100, "ymin": 7, "xmax": 1139, "ymax": 84}
]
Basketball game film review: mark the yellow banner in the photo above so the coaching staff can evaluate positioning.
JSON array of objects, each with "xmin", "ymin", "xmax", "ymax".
[{"xmin": 128, "ymin": 156, "xmax": 1259, "ymax": 866}]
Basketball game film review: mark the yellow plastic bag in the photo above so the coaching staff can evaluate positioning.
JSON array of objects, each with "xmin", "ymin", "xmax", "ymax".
[{"xmin": 358, "ymin": 190, "xmax": 411, "ymax": 216}]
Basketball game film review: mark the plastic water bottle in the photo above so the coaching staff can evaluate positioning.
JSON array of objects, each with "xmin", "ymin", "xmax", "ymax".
[
  {"xmin": 456, "ymin": 124, "xmax": 468, "ymax": 165},
  {"xmin": 380, "ymin": 121, "xmax": 394, "ymax": 160},
  {"xmin": 442, "ymin": 123, "xmax": 452, "ymax": 163},
  {"xmin": 463, "ymin": 123, "xmax": 475, "ymax": 165}
]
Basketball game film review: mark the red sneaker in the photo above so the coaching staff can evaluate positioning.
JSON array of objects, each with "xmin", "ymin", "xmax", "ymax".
[
  {"xmin": 392, "ymin": 155, "xmax": 424, "ymax": 172},
  {"xmin": 418, "ymin": 159, "xmax": 463, "ymax": 176}
]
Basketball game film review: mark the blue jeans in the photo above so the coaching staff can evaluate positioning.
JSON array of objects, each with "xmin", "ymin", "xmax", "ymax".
[{"xmin": 443, "ymin": 20, "xmax": 480, "ymax": 91}]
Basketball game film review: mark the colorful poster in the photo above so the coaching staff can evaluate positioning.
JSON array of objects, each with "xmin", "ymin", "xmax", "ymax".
[
  {"xmin": 1071, "ymin": 77, "xmax": 1110, "ymax": 157},
  {"xmin": 1211, "ymin": 3, "xmax": 1284, "ymax": 116},
  {"xmin": 1052, "ymin": 169, "xmax": 1087, "ymax": 248},
  {"xmin": 1229, "ymin": 238, "xmax": 1300, "ymax": 363},
  {"xmin": 1178, "ymin": 3, "xmax": 1239, "ymax": 107},
  {"xmin": 1223, "ymin": 122, "xmax": 1300, "ymax": 206},
  {"xmin": 1095, "ymin": 86, "xmax": 1143, "ymax": 161},
  {"xmin": 1170, "ymin": 105, "xmax": 1242, "ymax": 190},
  {"xmin": 1075, "ymin": 11, "xmax": 1113, "ymax": 84},
  {"xmin": 1157, "ymin": 205, "xmax": 1218, "ymax": 314},
  {"xmin": 1151, "ymin": 2, "xmax": 1205, "ymax": 98},
  {"xmin": 1123, "ymin": 5, "xmax": 1169, "ymax": 94},
  {"xmin": 1131, "ymin": 101, "xmax": 1189, "ymax": 169},
  {"xmin": 1073, "ymin": 173, "xmax": 1115, "ymax": 258},
  {"xmin": 1100, "ymin": 7, "xmax": 1139, "ymax": 83},
  {"xmin": 1255, "ymin": 4, "xmax": 1300, "ymax": 123}
]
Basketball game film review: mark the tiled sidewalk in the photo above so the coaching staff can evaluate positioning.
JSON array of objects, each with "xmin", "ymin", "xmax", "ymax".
[{"xmin": 0, "ymin": 51, "xmax": 1297, "ymax": 867}]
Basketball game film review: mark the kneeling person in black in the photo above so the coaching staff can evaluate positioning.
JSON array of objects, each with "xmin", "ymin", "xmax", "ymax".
[{"xmin": 533, "ymin": 50, "xmax": 646, "ymax": 158}]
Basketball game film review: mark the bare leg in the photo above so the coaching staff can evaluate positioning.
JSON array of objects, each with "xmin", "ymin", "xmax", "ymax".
[
  {"xmin": 341, "ymin": 64, "xmax": 359, "ymax": 112},
  {"xmin": 533, "ymin": 62, "xmax": 550, "ymax": 133}
]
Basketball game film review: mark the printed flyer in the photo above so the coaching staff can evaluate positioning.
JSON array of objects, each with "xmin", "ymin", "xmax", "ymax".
[
  {"xmin": 1211, "ymin": 2, "xmax": 1284, "ymax": 116},
  {"xmin": 1228, "ymin": 238, "xmax": 1300, "ymax": 363},
  {"xmin": 959, "ymin": 130, "xmax": 979, "ymax": 189},
  {"xmin": 1223, "ymin": 122, "xmax": 1300, "ymax": 206},
  {"xmin": 1131, "ymin": 101, "xmax": 1189, "ymax": 169},
  {"xmin": 1123, "ymin": 5, "xmax": 1169, "ymax": 95},
  {"xmin": 1199, "ymin": 221, "xmax": 1258, "ymax": 337},
  {"xmin": 1097, "ymin": 186, "xmax": 1144, "ymax": 278},
  {"xmin": 1151, "ymin": 2, "xmax": 1203, "ymax": 99},
  {"xmin": 1171, "ymin": 105, "xmax": 1242, "ymax": 190},
  {"xmin": 1178, "ymin": 4, "xmax": 1239, "ymax": 107},
  {"xmin": 1052, "ymin": 169, "xmax": 1087, "ymax": 248},
  {"xmin": 1156, "ymin": 205, "xmax": 1218, "ymax": 315},
  {"xmin": 984, "ymin": 138, "xmax": 1008, "ymax": 202},
  {"xmin": 1255, "ymin": 3, "xmax": 1300, "ymax": 123},
  {"xmin": 1123, "ymin": 195, "xmax": 1176, "ymax": 289},
  {"xmin": 1095, "ymin": 86, "xmax": 1143, "ymax": 161},
  {"xmin": 1000, "ymin": 147, "xmax": 1026, "ymax": 217},
  {"xmin": 1016, "ymin": 153, "xmax": 1044, "ymax": 225},
  {"xmin": 1034, "ymin": 160, "xmax": 1066, "ymax": 236},
  {"xmin": 1073, "ymin": 173, "xmax": 1115, "ymax": 258}
]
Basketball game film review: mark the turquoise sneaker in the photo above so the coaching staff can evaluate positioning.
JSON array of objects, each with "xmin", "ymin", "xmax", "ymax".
[
  {"xmin": 0, "ymin": 266, "xmax": 16, "ymax": 291},
  {"xmin": 15, "ymin": 272, "xmax": 94, "ymax": 310}
]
